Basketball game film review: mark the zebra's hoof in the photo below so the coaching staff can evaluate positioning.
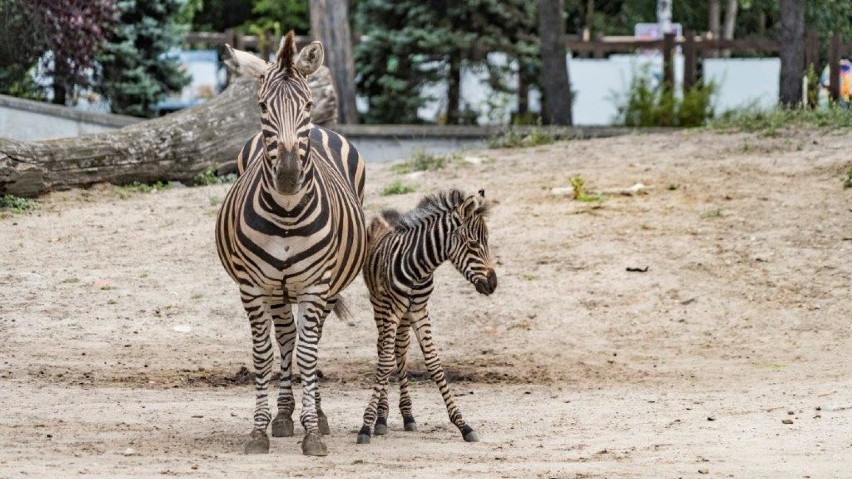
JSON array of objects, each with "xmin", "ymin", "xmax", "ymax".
[
  {"xmin": 374, "ymin": 417, "xmax": 387, "ymax": 435},
  {"xmin": 301, "ymin": 432, "xmax": 328, "ymax": 456},
  {"xmin": 318, "ymin": 410, "xmax": 331, "ymax": 435},
  {"xmin": 271, "ymin": 413, "xmax": 294, "ymax": 437},
  {"xmin": 403, "ymin": 416, "xmax": 417, "ymax": 432},
  {"xmin": 244, "ymin": 430, "xmax": 270, "ymax": 454},
  {"xmin": 356, "ymin": 425, "xmax": 371, "ymax": 444},
  {"xmin": 461, "ymin": 425, "xmax": 479, "ymax": 442}
]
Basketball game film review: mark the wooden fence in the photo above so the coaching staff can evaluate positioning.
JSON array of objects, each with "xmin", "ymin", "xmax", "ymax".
[
  {"xmin": 187, "ymin": 29, "xmax": 852, "ymax": 106},
  {"xmin": 564, "ymin": 31, "xmax": 852, "ymax": 102}
]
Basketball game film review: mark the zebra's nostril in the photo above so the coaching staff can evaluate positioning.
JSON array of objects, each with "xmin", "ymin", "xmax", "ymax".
[{"xmin": 487, "ymin": 270, "xmax": 497, "ymax": 291}]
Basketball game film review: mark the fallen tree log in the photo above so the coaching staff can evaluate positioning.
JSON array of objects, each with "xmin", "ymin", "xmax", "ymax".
[{"xmin": 0, "ymin": 66, "xmax": 337, "ymax": 198}]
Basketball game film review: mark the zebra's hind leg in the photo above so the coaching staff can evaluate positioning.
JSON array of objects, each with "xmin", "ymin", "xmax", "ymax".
[
  {"xmin": 270, "ymin": 301, "xmax": 295, "ymax": 438},
  {"xmin": 373, "ymin": 315, "xmax": 391, "ymax": 436},
  {"xmin": 412, "ymin": 308, "xmax": 479, "ymax": 443},
  {"xmin": 396, "ymin": 314, "xmax": 417, "ymax": 432},
  {"xmin": 358, "ymin": 310, "xmax": 400, "ymax": 444},
  {"xmin": 241, "ymin": 288, "xmax": 275, "ymax": 454}
]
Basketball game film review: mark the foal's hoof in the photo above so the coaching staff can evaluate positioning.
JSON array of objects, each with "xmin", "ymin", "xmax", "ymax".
[
  {"xmin": 356, "ymin": 425, "xmax": 371, "ymax": 444},
  {"xmin": 271, "ymin": 413, "xmax": 294, "ymax": 437},
  {"xmin": 244, "ymin": 430, "xmax": 270, "ymax": 454},
  {"xmin": 374, "ymin": 417, "xmax": 387, "ymax": 435},
  {"xmin": 461, "ymin": 425, "xmax": 479, "ymax": 442},
  {"xmin": 403, "ymin": 416, "xmax": 417, "ymax": 432},
  {"xmin": 317, "ymin": 410, "xmax": 331, "ymax": 435},
  {"xmin": 301, "ymin": 432, "xmax": 328, "ymax": 456}
]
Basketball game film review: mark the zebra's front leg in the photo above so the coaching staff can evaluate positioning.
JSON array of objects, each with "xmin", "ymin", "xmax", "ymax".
[
  {"xmin": 396, "ymin": 314, "xmax": 417, "ymax": 432},
  {"xmin": 357, "ymin": 312, "xmax": 400, "ymax": 444},
  {"xmin": 241, "ymin": 288, "xmax": 275, "ymax": 454},
  {"xmin": 270, "ymin": 301, "xmax": 296, "ymax": 438},
  {"xmin": 412, "ymin": 309, "xmax": 479, "ymax": 442},
  {"xmin": 313, "ymin": 299, "xmax": 337, "ymax": 435},
  {"xmin": 295, "ymin": 292, "xmax": 331, "ymax": 456}
]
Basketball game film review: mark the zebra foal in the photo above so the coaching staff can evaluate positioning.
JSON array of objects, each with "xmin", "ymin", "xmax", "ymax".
[
  {"xmin": 216, "ymin": 32, "xmax": 367, "ymax": 456},
  {"xmin": 357, "ymin": 189, "xmax": 497, "ymax": 445}
]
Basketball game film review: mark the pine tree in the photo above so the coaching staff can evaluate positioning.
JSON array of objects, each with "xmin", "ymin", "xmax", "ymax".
[
  {"xmin": 97, "ymin": 0, "xmax": 190, "ymax": 117},
  {"xmin": 354, "ymin": 0, "xmax": 537, "ymax": 125}
]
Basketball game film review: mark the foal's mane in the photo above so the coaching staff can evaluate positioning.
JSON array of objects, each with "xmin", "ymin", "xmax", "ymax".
[{"xmin": 380, "ymin": 189, "xmax": 483, "ymax": 231}]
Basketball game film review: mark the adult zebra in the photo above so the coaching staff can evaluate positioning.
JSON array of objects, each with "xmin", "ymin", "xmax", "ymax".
[
  {"xmin": 357, "ymin": 189, "xmax": 497, "ymax": 445},
  {"xmin": 216, "ymin": 32, "xmax": 367, "ymax": 456}
]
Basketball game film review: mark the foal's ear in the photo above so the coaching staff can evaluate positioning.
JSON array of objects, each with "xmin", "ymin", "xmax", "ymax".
[
  {"xmin": 458, "ymin": 189, "xmax": 488, "ymax": 219},
  {"xmin": 295, "ymin": 41, "xmax": 324, "ymax": 76}
]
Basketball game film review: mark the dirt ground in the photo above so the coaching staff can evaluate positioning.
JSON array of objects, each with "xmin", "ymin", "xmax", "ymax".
[{"xmin": 1, "ymin": 129, "xmax": 850, "ymax": 478}]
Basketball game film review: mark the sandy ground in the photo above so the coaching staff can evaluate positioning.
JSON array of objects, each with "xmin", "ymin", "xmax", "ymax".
[{"xmin": 1, "ymin": 128, "xmax": 850, "ymax": 478}]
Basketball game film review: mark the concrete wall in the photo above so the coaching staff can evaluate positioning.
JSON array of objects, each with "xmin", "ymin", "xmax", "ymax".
[{"xmin": 0, "ymin": 95, "xmax": 139, "ymax": 141}]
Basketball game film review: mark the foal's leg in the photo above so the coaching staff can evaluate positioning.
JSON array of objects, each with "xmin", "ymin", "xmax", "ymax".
[
  {"xmin": 411, "ymin": 307, "xmax": 479, "ymax": 442},
  {"xmin": 396, "ymin": 313, "xmax": 417, "ymax": 432},
  {"xmin": 240, "ymin": 287, "xmax": 275, "ymax": 454},
  {"xmin": 357, "ymin": 304, "xmax": 401, "ymax": 444},
  {"xmin": 270, "ymin": 301, "xmax": 296, "ymax": 438}
]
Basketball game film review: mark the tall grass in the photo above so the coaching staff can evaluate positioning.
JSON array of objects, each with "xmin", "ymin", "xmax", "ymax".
[{"xmin": 711, "ymin": 105, "xmax": 852, "ymax": 136}]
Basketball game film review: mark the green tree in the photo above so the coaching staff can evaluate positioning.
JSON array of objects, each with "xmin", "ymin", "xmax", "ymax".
[
  {"xmin": 96, "ymin": 0, "xmax": 190, "ymax": 117},
  {"xmin": 0, "ymin": 0, "xmax": 46, "ymax": 99},
  {"xmin": 354, "ymin": 0, "xmax": 537, "ymax": 125}
]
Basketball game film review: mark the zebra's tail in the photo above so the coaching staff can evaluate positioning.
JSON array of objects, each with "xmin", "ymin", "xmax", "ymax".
[{"xmin": 332, "ymin": 296, "xmax": 353, "ymax": 323}]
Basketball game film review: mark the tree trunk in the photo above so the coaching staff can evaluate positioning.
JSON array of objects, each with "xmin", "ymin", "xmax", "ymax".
[
  {"xmin": 779, "ymin": 0, "xmax": 805, "ymax": 106},
  {"xmin": 708, "ymin": 0, "xmax": 721, "ymax": 58},
  {"xmin": 537, "ymin": 0, "xmax": 572, "ymax": 125},
  {"xmin": 721, "ymin": 0, "xmax": 738, "ymax": 57},
  {"xmin": 310, "ymin": 0, "xmax": 359, "ymax": 124},
  {"xmin": 0, "ymin": 67, "xmax": 337, "ymax": 198},
  {"xmin": 446, "ymin": 52, "xmax": 462, "ymax": 124}
]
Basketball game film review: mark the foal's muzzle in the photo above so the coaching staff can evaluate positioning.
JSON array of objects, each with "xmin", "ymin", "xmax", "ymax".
[{"xmin": 474, "ymin": 270, "xmax": 498, "ymax": 296}]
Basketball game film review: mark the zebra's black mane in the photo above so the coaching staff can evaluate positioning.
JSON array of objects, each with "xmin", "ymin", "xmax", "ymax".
[{"xmin": 381, "ymin": 189, "xmax": 486, "ymax": 231}]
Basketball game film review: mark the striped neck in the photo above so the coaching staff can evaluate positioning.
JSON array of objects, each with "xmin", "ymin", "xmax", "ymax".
[{"xmin": 399, "ymin": 213, "xmax": 460, "ymax": 283}]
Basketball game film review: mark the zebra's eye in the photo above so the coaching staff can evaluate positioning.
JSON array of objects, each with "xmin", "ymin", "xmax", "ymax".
[
  {"xmin": 306, "ymin": 101, "xmax": 313, "ymax": 110},
  {"xmin": 467, "ymin": 239, "xmax": 477, "ymax": 247},
  {"xmin": 259, "ymin": 103, "xmax": 268, "ymax": 114}
]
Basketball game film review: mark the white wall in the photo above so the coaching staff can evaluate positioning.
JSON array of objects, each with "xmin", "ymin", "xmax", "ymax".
[{"xmin": 703, "ymin": 58, "xmax": 781, "ymax": 112}]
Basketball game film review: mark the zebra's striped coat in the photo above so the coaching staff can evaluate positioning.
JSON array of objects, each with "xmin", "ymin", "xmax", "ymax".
[
  {"xmin": 356, "ymin": 189, "xmax": 497, "ymax": 445},
  {"xmin": 215, "ymin": 32, "xmax": 366, "ymax": 456}
]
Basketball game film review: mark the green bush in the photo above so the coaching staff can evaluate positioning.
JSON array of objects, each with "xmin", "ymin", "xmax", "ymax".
[
  {"xmin": 193, "ymin": 167, "xmax": 236, "ymax": 186},
  {"xmin": 489, "ymin": 128, "xmax": 556, "ymax": 149},
  {"xmin": 712, "ymin": 105, "xmax": 852, "ymax": 136},
  {"xmin": 391, "ymin": 151, "xmax": 455, "ymax": 174},
  {"xmin": 380, "ymin": 181, "xmax": 416, "ymax": 196},
  {"xmin": 619, "ymin": 74, "xmax": 716, "ymax": 127},
  {"xmin": 0, "ymin": 194, "xmax": 38, "ymax": 213}
]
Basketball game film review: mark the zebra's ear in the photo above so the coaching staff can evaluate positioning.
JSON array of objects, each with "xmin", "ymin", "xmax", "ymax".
[
  {"xmin": 223, "ymin": 44, "xmax": 269, "ymax": 80},
  {"xmin": 459, "ymin": 190, "xmax": 488, "ymax": 219},
  {"xmin": 295, "ymin": 41, "xmax": 324, "ymax": 76}
]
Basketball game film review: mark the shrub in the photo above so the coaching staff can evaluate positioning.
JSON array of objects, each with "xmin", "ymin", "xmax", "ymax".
[
  {"xmin": 619, "ymin": 74, "xmax": 716, "ymax": 127},
  {"xmin": 380, "ymin": 181, "xmax": 416, "ymax": 196},
  {"xmin": 489, "ymin": 128, "xmax": 556, "ymax": 149},
  {"xmin": 0, "ymin": 194, "xmax": 38, "ymax": 213}
]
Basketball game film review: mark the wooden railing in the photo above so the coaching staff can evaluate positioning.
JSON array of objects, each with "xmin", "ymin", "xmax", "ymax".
[
  {"xmin": 564, "ymin": 31, "xmax": 852, "ymax": 102},
  {"xmin": 185, "ymin": 29, "xmax": 852, "ymax": 104}
]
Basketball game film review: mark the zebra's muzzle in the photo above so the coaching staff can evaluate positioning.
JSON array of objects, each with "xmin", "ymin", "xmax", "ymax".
[
  {"xmin": 474, "ymin": 269, "xmax": 498, "ymax": 295},
  {"xmin": 273, "ymin": 151, "xmax": 302, "ymax": 195}
]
